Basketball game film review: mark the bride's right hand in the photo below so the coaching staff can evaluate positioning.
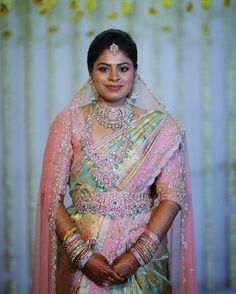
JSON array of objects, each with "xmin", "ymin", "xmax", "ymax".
[{"xmin": 82, "ymin": 252, "xmax": 127, "ymax": 287}]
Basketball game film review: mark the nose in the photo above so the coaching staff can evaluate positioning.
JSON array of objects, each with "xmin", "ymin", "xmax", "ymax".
[{"xmin": 108, "ymin": 69, "xmax": 120, "ymax": 82}]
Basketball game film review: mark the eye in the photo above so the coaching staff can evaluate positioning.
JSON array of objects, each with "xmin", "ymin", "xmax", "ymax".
[
  {"xmin": 98, "ymin": 66, "xmax": 109, "ymax": 72},
  {"xmin": 118, "ymin": 66, "xmax": 129, "ymax": 73}
]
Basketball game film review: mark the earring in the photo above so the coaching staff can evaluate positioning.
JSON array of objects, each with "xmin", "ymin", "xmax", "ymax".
[
  {"xmin": 89, "ymin": 79, "xmax": 99, "ymax": 105},
  {"xmin": 127, "ymin": 76, "xmax": 138, "ymax": 104}
]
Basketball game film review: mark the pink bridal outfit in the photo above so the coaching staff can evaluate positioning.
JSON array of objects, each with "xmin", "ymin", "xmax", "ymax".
[{"xmin": 33, "ymin": 77, "xmax": 197, "ymax": 294}]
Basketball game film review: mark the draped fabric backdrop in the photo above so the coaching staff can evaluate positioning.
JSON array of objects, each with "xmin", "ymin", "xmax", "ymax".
[{"xmin": 0, "ymin": 1, "xmax": 236, "ymax": 293}]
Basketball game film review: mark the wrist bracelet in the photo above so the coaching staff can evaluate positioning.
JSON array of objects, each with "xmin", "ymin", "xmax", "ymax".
[{"xmin": 63, "ymin": 227, "xmax": 77, "ymax": 241}]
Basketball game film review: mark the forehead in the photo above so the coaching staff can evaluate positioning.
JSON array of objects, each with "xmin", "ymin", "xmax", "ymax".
[{"xmin": 94, "ymin": 49, "xmax": 132, "ymax": 64}]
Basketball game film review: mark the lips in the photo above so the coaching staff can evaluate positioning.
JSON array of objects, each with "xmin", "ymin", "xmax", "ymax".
[{"xmin": 106, "ymin": 85, "xmax": 122, "ymax": 91}]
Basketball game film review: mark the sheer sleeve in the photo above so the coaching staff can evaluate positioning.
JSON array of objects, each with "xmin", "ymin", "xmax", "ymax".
[
  {"xmin": 156, "ymin": 138, "xmax": 197, "ymax": 294},
  {"xmin": 155, "ymin": 142, "xmax": 186, "ymax": 209},
  {"xmin": 40, "ymin": 109, "xmax": 73, "ymax": 203},
  {"xmin": 33, "ymin": 108, "xmax": 73, "ymax": 294}
]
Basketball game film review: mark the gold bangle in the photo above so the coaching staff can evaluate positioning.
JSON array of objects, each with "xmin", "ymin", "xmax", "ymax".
[{"xmin": 63, "ymin": 227, "xmax": 77, "ymax": 241}]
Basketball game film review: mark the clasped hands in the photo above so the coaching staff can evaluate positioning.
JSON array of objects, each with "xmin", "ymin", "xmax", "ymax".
[{"xmin": 82, "ymin": 251, "xmax": 140, "ymax": 287}]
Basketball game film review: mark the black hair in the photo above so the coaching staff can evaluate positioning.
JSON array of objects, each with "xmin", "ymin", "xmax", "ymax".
[{"xmin": 87, "ymin": 29, "xmax": 138, "ymax": 73}]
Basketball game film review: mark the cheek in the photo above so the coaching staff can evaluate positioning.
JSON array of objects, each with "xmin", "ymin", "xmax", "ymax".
[
  {"xmin": 127, "ymin": 71, "xmax": 135, "ymax": 83},
  {"xmin": 126, "ymin": 76, "xmax": 135, "ymax": 90},
  {"xmin": 92, "ymin": 75, "xmax": 105, "ymax": 89}
]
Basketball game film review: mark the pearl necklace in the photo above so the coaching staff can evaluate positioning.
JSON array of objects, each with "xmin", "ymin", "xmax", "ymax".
[{"xmin": 93, "ymin": 101, "xmax": 134, "ymax": 130}]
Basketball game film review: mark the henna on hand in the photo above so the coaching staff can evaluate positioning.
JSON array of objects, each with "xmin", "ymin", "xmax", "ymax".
[
  {"xmin": 111, "ymin": 251, "xmax": 140, "ymax": 280},
  {"xmin": 82, "ymin": 252, "xmax": 126, "ymax": 287}
]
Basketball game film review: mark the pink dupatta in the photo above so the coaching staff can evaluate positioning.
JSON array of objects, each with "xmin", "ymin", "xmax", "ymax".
[{"xmin": 33, "ymin": 109, "xmax": 74, "ymax": 294}]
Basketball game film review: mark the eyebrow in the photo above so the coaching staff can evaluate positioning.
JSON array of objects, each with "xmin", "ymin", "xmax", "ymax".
[{"xmin": 96, "ymin": 62, "xmax": 131, "ymax": 66}]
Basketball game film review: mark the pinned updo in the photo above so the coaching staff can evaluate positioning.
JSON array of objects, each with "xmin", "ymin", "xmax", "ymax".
[{"xmin": 87, "ymin": 29, "xmax": 138, "ymax": 73}]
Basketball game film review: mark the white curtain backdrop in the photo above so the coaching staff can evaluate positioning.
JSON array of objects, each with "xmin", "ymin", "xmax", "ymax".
[{"xmin": 0, "ymin": 1, "xmax": 236, "ymax": 293}]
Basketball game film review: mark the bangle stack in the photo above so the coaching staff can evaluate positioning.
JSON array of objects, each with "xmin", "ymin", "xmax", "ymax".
[
  {"xmin": 130, "ymin": 229, "xmax": 161, "ymax": 266},
  {"xmin": 62, "ymin": 228, "xmax": 93, "ymax": 269}
]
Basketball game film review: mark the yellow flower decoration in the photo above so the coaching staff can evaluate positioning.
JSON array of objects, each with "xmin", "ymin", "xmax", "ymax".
[
  {"xmin": 0, "ymin": 0, "xmax": 11, "ymax": 16},
  {"xmin": 48, "ymin": 25, "xmax": 59, "ymax": 34},
  {"xmin": 69, "ymin": 0, "xmax": 80, "ymax": 10},
  {"xmin": 147, "ymin": 7, "xmax": 158, "ymax": 15},
  {"xmin": 186, "ymin": 2, "xmax": 193, "ymax": 12},
  {"xmin": 33, "ymin": 0, "xmax": 58, "ymax": 14},
  {"xmin": 35, "ymin": 0, "xmax": 58, "ymax": 7},
  {"xmin": 39, "ymin": 5, "xmax": 49, "ymax": 14},
  {"xmin": 32, "ymin": 0, "xmax": 46, "ymax": 4},
  {"xmin": 85, "ymin": 0, "xmax": 97, "ymax": 13},
  {"xmin": 162, "ymin": 26, "xmax": 172, "ymax": 32},
  {"xmin": 202, "ymin": 25, "xmax": 210, "ymax": 35},
  {"xmin": 71, "ymin": 10, "xmax": 84, "ymax": 20},
  {"xmin": 200, "ymin": 0, "xmax": 211, "ymax": 9},
  {"xmin": 86, "ymin": 30, "xmax": 96, "ymax": 36},
  {"xmin": 106, "ymin": 12, "xmax": 119, "ymax": 19},
  {"xmin": 2, "ymin": 29, "xmax": 11, "ymax": 38},
  {"xmin": 161, "ymin": 0, "xmax": 173, "ymax": 8},
  {"xmin": 48, "ymin": 0, "xmax": 58, "ymax": 7},
  {"xmin": 122, "ymin": 1, "xmax": 133, "ymax": 15},
  {"xmin": 223, "ymin": 0, "xmax": 231, "ymax": 5}
]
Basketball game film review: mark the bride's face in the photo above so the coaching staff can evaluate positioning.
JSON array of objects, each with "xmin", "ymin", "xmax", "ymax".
[{"xmin": 91, "ymin": 49, "xmax": 135, "ymax": 106}]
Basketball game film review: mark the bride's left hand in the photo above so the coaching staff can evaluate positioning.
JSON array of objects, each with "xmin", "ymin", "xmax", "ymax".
[{"xmin": 111, "ymin": 251, "xmax": 140, "ymax": 280}]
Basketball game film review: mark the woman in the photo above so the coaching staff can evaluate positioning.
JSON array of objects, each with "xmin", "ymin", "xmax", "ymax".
[{"xmin": 33, "ymin": 29, "xmax": 197, "ymax": 294}]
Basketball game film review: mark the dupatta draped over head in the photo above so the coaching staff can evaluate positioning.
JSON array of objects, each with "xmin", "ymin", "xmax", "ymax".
[{"xmin": 33, "ymin": 76, "xmax": 197, "ymax": 294}]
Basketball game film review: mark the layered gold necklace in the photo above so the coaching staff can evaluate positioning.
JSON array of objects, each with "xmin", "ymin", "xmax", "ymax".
[{"xmin": 80, "ymin": 101, "xmax": 134, "ymax": 191}]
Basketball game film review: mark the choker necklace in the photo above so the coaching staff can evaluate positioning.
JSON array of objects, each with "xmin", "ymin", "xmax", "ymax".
[{"xmin": 93, "ymin": 101, "xmax": 134, "ymax": 130}]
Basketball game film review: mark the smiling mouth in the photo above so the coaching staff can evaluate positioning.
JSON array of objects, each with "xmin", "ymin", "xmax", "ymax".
[{"xmin": 106, "ymin": 85, "xmax": 122, "ymax": 91}]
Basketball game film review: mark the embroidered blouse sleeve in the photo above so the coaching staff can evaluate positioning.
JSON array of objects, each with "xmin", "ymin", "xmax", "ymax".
[
  {"xmin": 40, "ymin": 109, "xmax": 73, "ymax": 202},
  {"xmin": 155, "ymin": 142, "xmax": 186, "ymax": 208}
]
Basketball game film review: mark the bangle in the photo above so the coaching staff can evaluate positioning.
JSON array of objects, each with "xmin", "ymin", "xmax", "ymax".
[
  {"xmin": 74, "ymin": 247, "xmax": 93, "ymax": 269},
  {"xmin": 62, "ymin": 232, "xmax": 93, "ymax": 269},
  {"xmin": 63, "ymin": 227, "xmax": 77, "ymax": 241},
  {"xmin": 130, "ymin": 229, "xmax": 161, "ymax": 266},
  {"xmin": 130, "ymin": 247, "xmax": 145, "ymax": 266}
]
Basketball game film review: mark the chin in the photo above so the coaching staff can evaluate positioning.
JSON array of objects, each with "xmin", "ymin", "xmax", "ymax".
[
  {"xmin": 105, "ymin": 95, "xmax": 127, "ymax": 101},
  {"xmin": 99, "ymin": 93, "xmax": 128, "ymax": 103}
]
